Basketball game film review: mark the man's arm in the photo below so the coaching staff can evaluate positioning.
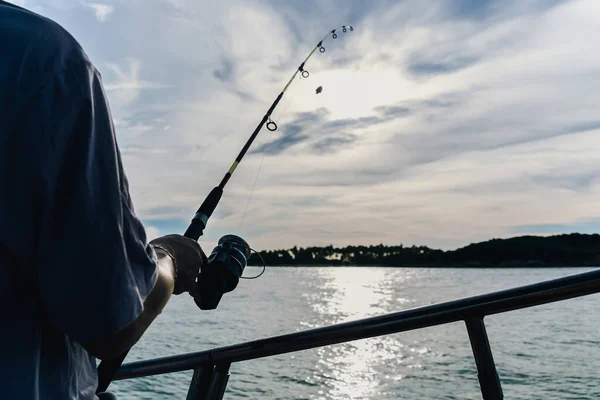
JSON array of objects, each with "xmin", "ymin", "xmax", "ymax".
[
  {"xmin": 81, "ymin": 233, "xmax": 207, "ymax": 360},
  {"xmin": 81, "ymin": 248, "xmax": 175, "ymax": 360},
  {"xmin": 24, "ymin": 60, "xmax": 206, "ymax": 354}
]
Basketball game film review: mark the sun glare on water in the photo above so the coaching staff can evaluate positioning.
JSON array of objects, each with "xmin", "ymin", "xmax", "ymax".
[{"xmin": 302, "ymin": 268, "xmax": 415, "ymax": 399}]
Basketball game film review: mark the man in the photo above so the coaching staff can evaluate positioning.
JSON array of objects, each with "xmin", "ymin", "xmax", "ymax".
[{"xmin": 0, "ymin": 2, "xmax": 210, "ymax": 398}]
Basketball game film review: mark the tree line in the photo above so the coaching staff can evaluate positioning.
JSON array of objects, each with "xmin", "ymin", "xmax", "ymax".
[{"xmin": 247, "ymin": 233, "xmax": 600, "ymax": 267}]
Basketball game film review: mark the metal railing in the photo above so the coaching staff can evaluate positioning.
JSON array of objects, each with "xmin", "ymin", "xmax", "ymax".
[{"xmin": 111, "ymin": 268, "xmax": 600, "ymax": 399}]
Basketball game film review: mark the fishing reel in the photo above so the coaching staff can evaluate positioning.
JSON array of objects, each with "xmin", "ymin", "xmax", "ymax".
[{"xmin": 193, "ymin": 234, "xmax": 252, "ymax": 310}]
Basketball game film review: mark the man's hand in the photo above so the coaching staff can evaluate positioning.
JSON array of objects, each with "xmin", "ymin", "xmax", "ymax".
[
  {"xmin": 149, "ymin": 234, "xmax": 207, "ymax": 295},
  {"xmin": 82, "ymin": 234, "xmax": 206, "ymax": 360}
]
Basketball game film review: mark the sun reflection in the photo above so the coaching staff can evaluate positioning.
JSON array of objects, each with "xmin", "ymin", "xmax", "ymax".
[
  {"xmin": 304, "ymin": 267, "xmax": 412, "ymax": 324},
  {"xmin": 300, "ymin": 267, "xmax": 418, "ymax": 399}
]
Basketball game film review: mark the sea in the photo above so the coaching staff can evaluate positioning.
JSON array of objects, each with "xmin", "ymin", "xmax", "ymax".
[{"xmin": 109, "ymin": 267, "xmax": 600, "ymax": 399}]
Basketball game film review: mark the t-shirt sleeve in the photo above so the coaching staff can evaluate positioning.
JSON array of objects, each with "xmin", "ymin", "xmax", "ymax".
[{"xmin": 28, "ymin": 60, "xmax": 159, "ymax": 344}]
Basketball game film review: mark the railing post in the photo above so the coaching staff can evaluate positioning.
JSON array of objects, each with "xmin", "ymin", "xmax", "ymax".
[
  {"xmin": 205, "ymin": 363, "xmax": 231, "ymax": 400},
  {"xmin": 186, "ymin": 366, "xmax": 215, "ymax": 400},
  {"xmin": 465, "ymin": 317, "xmax": 503, "ymax": 400},
  {"xmin": 185, "ymin": 363, "xmax": 231, "ymax": 400}
]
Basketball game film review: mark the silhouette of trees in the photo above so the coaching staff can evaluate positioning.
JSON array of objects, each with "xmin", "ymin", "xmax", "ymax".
[{"xmin": 247, "ymin": 234, "xmax": 600, "ymax": 267}]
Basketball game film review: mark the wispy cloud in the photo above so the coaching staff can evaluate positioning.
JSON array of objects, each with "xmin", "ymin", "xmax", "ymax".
[
  {"xmin": 81, "ymin": 1, "xmax": 114, "ymax": 22},
  {"xmin": 509, "ymin": 219, "xmax": 600, "ymax": 235},
  {"xmin": 5, "ymin": 0, "xmax": 27, "ymax": 6},
  {"xmin": 103, "ymin": 60, "xmax": 171, "ymax": 91},
  {"xmin": 102, "ymin": 59, "xmax": 172, "ymax": 105},
  {"xmin": 144, "ymin": 225, "xmax": 160, "ymax": 241},
  {"xmin": 213, "ymin": 57, "xmax": 234, "ymax": 82},
  {"xmin": 161, "ymin": 0, "xmax": 185, "ymax": 9}
]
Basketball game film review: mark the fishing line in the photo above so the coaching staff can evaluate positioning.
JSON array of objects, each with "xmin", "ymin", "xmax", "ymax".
[
  {"xmin": 238, "ymin": 96, "xmax": 296, "ymax": 229},
  {"xmin": 240, "ymin": 247, "xmax": 266, "ymax": 279}
]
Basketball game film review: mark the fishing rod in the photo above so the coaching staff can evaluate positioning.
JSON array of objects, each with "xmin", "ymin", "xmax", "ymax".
[
  {"xmin": 183, "ymin": 25, "xmax": 354, "ymax": 240},
  {"xmin": 96, "ymin": 24, "xmax": 354, "ymax": 395}
]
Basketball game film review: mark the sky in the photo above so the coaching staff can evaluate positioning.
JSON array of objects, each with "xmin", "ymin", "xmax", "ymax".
[{"xmin": 10, "ymin": 0, "xmax": 600, "ymax": 251}]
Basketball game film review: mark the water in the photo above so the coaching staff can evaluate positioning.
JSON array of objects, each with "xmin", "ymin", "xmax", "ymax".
[{"xmin": 110, "ymin": 267, "xmax": 600, "ymax": 399}]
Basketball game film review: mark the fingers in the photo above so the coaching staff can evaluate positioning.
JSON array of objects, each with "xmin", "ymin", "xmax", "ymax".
[
  {"xmin": 150, "ymin": 233, "xmax": 207, "ymax": 295},
  {"xmin": 187, "ymin": 282, "xmax": 202, "ymax": 300},
  {"xmin": 200, "ymin": 247, "xmax": 208, "ymax": 266}
]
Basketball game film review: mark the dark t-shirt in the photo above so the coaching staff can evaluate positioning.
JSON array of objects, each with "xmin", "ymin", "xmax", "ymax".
[{"xmin": 0, "ymin": 2, "xmax": 158, "ymax": 398}]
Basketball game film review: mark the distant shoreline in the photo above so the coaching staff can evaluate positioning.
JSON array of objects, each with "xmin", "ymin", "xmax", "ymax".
[{"xmin": 248, "ymin": 233, "xmax": 600, "ymax": 268}]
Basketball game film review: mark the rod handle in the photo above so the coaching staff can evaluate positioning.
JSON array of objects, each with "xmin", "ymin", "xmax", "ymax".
[{"xmin": 184, "ymin": 186, "xmax": 223, "ymax": 240}]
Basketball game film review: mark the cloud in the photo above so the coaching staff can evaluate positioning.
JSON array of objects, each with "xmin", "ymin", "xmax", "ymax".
[
  {"xmin": 406, "ymin": 55, "xmax": 480, "ymax": 76},
  {"xmin": 312, "ymin": 133, "xmax": 358, "ymax": 154},
  {"xmin": 161, "ymin": 0, "xmax": 185, "ymax": 8},
  {"xmin": 250, "ymin": 90, "xmax": 469, "ymax": 157},
  {"xmin": 251, "ymin": 109, "xmax": 328, "ymax": 154},
  {"xmin": 253, "ymin": 131, "xmax": 309, "ymax": 155},
  {"xmin": 5, "ymin": 0, "xmax": 26, "ymax": 6},
  {"xmin": 144, "ymin": 225, "xmax": 161, "ymax": 241},
  {"xmin": 102, "ymin": 59, "xmax": 172, "ymax": 105},
  {"xmin": 30, "ymin": 0, "xmax": 600, "ymax": 251},
  {"xmin": 374, "ymin": 105, "xmax": 412, "ymax": 118},
  {"xmin": 509, "ymin": 219, "xmax": 600, "ymax": 235},
  {"xmin": 103, "ymin": 60, "xmax": 171, "ymax": 91},
  {"xmin": 213, "ymin": 57, "xmax": 234, "ymax": 82},
  {"xmin": 81, "ymin": 1, "xmax": 114, "ymax": 22}
]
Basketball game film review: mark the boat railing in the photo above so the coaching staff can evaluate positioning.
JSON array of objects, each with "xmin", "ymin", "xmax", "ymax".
[{"xmin": 111, "ymin": 268, "xmax": 600, "ymax": 400}]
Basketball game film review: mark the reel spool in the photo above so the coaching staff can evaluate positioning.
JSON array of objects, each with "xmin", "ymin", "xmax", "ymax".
[{"xmin": 193, "ymin": 234, "xmax": 251, "ymax": 310}]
